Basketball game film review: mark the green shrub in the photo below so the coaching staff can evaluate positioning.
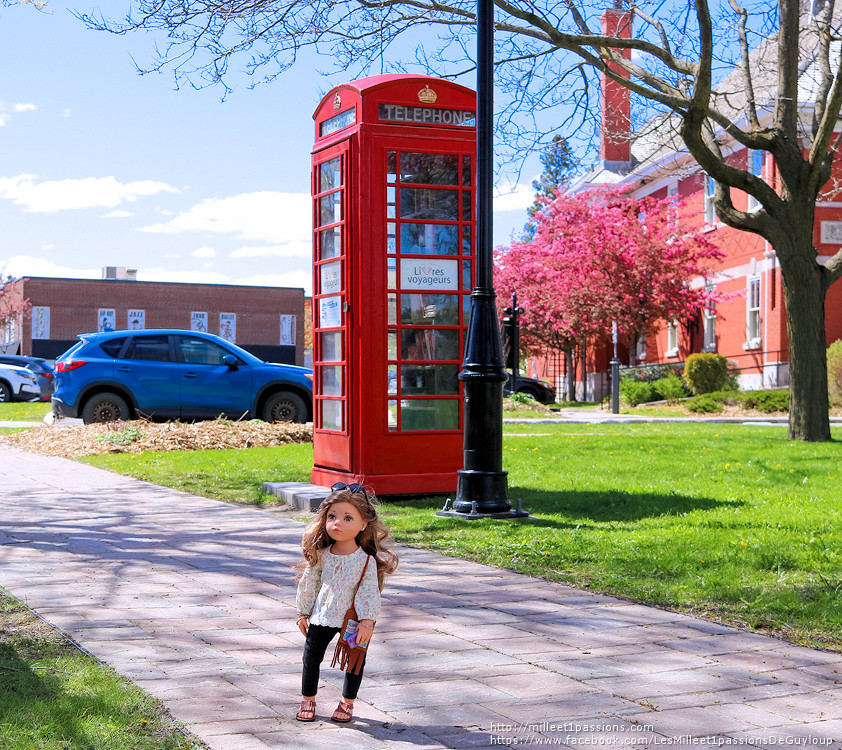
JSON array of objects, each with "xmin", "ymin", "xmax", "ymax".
[
  {"xmin": 652, "ymin": 374, "xmax": 688, "ymax": 403},
  {"xmin": 510, "ymin": 391, "xmax": 536, "ymax": 404},
  {"xmin": 683, "ymin": 353, "xmax": 730, "ymax": 395},
  {"xmin": 685, "ymin": 394, "xmax": 723, "ymax": 413},
  {"xmin": 753, "ymin": 390, "xmax": 789, "ymax": 413},
  {"xmin": 621, "ymin": 363, "xmax": 684, "ymax": 383},
  {"xmin": 828, "ymin": 340, "xmax": 842, "ymax": 406},
  {"xmin": 619, "ymin": 380, "xmax": 656, "ymax": 406}
]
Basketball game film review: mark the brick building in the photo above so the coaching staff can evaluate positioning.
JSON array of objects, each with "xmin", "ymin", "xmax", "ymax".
[
  {"xmin": 4, "ymin": 273, "xmax": 306, "ymax": 365},
  {"xmin": 526, "ymin": 7, "xmax": 842, "ymax": 400}
]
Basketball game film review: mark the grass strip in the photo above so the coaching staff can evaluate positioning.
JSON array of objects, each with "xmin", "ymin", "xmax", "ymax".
[
  {"xmin": 79, "ymin": 423, "xmax": 842, "ymax": 651},
  {"xmin": 0, "ymin": 402, "xmax": 51, "ymax": 422},
  {"xmin": 0, "ymin": 587, "xmax": 206, "ymax": 750}
]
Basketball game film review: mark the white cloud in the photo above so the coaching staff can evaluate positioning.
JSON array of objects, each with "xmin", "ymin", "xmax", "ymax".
[
  {"xmin": 192, "ymin": 246, "xmax": 217, "ymax": 258},
  {"xmin": 62, "ymin": 108, "xmax": 72, "ymax": 118},
  {"xmin": 105, "ymin": 209, "xmax": 134, "ymax": 218},
  {"xmin": 494, "ymin": 177, "xmax": 538, "ymax": 213},
  {"xmin": 139, "ymin": 191, "xmax": 310, "ymax": 245},
  {"xmin": 0, "ymin": 255, "xmax": 100, "ymax": 279},
  {"xmin": 229, "ymin": 242, "xmax": 311, "ymax": 259},
  {"xmin": 0, "ymin": 101, "xmax": 36, "ymax": 126},
  {"xmin": 0, "ymin": 174, "xmax": 180, "ymax": 212}
]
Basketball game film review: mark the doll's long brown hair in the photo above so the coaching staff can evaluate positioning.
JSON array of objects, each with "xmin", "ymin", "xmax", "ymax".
[{"xmin": 295, "ymin": 487, "xmax": 398, "ymax": 590}]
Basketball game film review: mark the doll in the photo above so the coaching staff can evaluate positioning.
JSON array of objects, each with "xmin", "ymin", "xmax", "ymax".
[{"xmin": 294, "ymin": 482, "xmax": 398, "ymax": 723}]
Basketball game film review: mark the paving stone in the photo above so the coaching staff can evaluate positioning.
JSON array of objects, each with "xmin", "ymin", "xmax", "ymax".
[
  {"xmin": 619, "ymin": 706, "xmax": 757, "ymax": 736},
  {"xmin": 586, "ymin": 669, "xmax": 745, "ymax": 700},
  {"xmin": 749, "ymin": 692, "xmax": 842, "ymax": 722}
]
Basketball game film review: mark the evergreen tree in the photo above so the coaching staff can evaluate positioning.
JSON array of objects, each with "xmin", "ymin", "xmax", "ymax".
[{"xmin": 523, "ymin": 136, "xmax": 576, "ymax": 239}]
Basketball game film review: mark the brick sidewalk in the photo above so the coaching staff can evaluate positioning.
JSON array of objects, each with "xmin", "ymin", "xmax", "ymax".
[{"xmin": 1, "ymin": 445, "xmax": 840, "ymax": 749}]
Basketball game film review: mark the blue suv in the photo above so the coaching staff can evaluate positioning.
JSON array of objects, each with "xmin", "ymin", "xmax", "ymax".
[{"xmin": 52, "ymin": 329, "xmax": 313, "ymax": 424}]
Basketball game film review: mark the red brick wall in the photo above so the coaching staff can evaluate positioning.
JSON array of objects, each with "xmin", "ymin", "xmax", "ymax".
[{"xmin": 20, "ymin": 277, "xmax": 306, "ymax": 365}]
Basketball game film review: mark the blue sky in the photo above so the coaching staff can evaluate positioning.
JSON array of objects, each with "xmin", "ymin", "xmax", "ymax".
[{"xmin": 0, "ymin": 2, "xmax": 539, "ymax": 296}]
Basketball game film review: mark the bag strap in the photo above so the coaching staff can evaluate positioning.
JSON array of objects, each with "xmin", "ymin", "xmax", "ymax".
[{"xmin": 351, "ymin": 555, "xmax": 371, "ymax": 610}]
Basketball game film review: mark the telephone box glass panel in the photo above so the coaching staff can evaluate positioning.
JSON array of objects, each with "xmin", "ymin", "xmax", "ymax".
[{"xmin": 385, "ymin": 149, "xmax": 472, "ymax": 432}]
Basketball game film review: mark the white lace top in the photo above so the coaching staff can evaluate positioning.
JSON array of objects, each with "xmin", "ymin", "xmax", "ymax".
[{"xmin": 296, "ymin": 546, "xmax": 380, "ymax": 627}]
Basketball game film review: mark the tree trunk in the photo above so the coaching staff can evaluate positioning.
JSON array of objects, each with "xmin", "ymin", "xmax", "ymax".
[{"xmin": 782, "ymin": 253, "xmax": 831, "ymax": 441}]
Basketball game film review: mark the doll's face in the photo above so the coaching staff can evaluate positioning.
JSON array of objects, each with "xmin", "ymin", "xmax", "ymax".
[{"xmin": 325, "ymin": 501, "xmax": 367, "ymax": 544}]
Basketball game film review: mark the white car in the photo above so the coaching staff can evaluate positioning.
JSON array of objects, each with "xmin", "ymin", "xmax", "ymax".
[{"xmin": 0, "ymin": 363, "xmax": 41, "ymax": 403}]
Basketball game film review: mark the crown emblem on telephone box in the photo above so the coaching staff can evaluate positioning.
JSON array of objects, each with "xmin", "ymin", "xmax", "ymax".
[
  {"xmin": 333, "ymin": 93, "xmax": 342, "ymax": 110},
  {"xmin": 417, "ymin": 85, "xmax": 437, "ymax": 104}
]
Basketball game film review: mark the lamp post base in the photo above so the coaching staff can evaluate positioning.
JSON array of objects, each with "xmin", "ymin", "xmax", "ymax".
[{"xmin": 436, "ymin": 495, "xmax": 529, "ymax": 520}]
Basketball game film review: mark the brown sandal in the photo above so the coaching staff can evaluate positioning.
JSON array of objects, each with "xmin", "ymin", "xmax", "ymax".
[
  {"xmin": 331, "ymin": 700, "xmax": 354, "ymax": 723},
  {"xmin": 296, "ymin": 699, "xmax": 316, "ymax": 722}
]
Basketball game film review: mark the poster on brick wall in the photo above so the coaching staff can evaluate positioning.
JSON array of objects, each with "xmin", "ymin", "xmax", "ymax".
[
  {"xmin": 280, "ymin": 315, "xmax": 296, "ymax": 346},
  {"xmin": 191, "ymin": 312, "xmax": 208, "ymax": 332},
  {"xmin": 220, "ymin": 313, "xmax": 236, "ymax": 343},
  {"xmin": 98, "ymin": 309, "xmax": 116, "ymax": 332},
  {"xmin": 128, "ymin": 310, "xmax": 146, "ymax": 330},
  {"xmin": 32, "ymin": 307, "xmax": 50, "ymax": 339}
]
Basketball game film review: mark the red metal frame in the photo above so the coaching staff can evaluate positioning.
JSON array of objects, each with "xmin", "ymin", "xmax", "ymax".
[{"xmin": 311, "ymin": 75, "xmax": 477, "ymax": 495}]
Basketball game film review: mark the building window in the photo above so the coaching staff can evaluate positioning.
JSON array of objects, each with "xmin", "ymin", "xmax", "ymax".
[
  {"xmin": 747, "ymin": 150, "xmax": 763, "ymax": 212},
  {"xmin": 667, "ymin": 181, "xmax": 679, "ymax": 198},
  {"xmin": 746, "ymin": 276, "xmax": 761, "ymax": 349},
  {"xmin": 635, "ymin": 334, "xmax": 647, "ymax": 363},
  {"xmin": 703, "ymin": 295, "xmax": 717, "ymax": 352},
  {"xmin": 704, "ymin": 175, "xmax": 717, "ymax": 224},
  {"xmin": 666, "ymin": 320, "xmax": 679, "ymax": 357}
]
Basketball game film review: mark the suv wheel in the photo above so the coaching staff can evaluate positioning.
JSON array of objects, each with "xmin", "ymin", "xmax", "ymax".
[
  {"xmin": 262, "ymin": 391, "xmax": 307, "ymax": 423},
  {"xmin": 0, "ymin": 382, "xmax": 10, "ymax": 403},
  {"xmin": 82, "ymin": 392, "xmax": 130, "ymax": 424}
]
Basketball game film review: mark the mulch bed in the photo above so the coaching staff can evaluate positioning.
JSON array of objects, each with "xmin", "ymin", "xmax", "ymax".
[{"xmin": 0, "ymin": 418, "xmax": 313, "ymax": 458}]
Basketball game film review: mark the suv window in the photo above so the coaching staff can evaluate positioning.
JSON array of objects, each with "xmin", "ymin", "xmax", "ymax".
[
  {"xmin": 99, "ymin": 337, "xmax": 128, "ymax": 358},
  {"xmin": 124, "ymin": 335, "xmax": 172, "ymax": 362},
  {"xmin": 179, "ymin": 335, "xmax": 238, "ymax": 366}
]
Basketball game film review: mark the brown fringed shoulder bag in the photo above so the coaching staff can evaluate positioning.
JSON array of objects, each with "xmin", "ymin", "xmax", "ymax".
[{"xmin": 331, "ymin": 555, "xmax": 373, "ymax": 675}]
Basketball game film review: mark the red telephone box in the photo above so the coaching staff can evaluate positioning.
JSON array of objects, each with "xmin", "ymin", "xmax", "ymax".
[{"xmin": 310, "ymin": 75, "xmax": 476, "ymax": 495}]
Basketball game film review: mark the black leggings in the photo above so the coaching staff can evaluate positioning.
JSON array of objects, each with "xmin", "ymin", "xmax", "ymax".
[{"xmin": 301, "ymin": 624, "xmax": 367, "ymax": 700}]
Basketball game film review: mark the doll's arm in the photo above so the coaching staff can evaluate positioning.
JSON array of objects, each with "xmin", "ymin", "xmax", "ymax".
[
  {"xmin": 356, "ymin": 619, "xmax": 375, "ymax": 645},
  {"xmin": 295, "ymin": 559, "xmax": 323, "ymax": 636}
]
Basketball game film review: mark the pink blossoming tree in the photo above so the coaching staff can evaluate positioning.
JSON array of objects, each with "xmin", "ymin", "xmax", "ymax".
[
  {"xmin": 494, "ymin": 189, "xmax": 724, "ymax": 399},
  {"xmin": 0, "ymin": 272, "xmax": 30, "ymax": 341}
]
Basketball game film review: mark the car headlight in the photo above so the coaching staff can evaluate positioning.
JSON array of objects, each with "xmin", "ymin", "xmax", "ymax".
[{"xmin": 23, "ymin": 372, "xmax": 38, "ymax": 383}]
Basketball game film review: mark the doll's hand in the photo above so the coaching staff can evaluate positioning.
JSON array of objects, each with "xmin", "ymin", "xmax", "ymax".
[
  {"xmin": 356, "ymin": 619, "xmax": 375, "ymax": 646},
  {"xmin": 297, "ymin": 615, "xmax": 309, "ymax": 637}
]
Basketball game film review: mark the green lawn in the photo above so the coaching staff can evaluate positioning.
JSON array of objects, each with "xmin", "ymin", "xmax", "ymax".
[
  {"xmin": 80, "ymin": 443, "xmax": 314, "ymax": 504},
  {"xmin": 0, "ymin": 402, "xmax": 52, "ymax": 422},
  {"xmin": 80, "ymin": 422, "xmax": 842, "ymax": 651},
  {"xmin": 0, "ymin": 588, "xmax": 205, "ymax": 750}
]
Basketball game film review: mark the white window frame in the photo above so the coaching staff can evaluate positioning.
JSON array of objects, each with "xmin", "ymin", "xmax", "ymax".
[
  {"xmin": 635, "ymin": 334, "xmax": 647, "ymax": 363},
  {"xmin": 703, "ymin": 295, "xmax": 717, "ymax": 353},
  {"xmin": 704, "ymin": 174, "xmax": 717, "ymax": 224},
  {"xmin": 747, "ymin": 150, "xmax": 763, "ymax": 212},
  {"xmin": 666, "ymin": 320, "xmax": 679, "ymax": 357},
  {"xmin": 745, "ymin": 275, "xmax": 762, "ymax": 349}
]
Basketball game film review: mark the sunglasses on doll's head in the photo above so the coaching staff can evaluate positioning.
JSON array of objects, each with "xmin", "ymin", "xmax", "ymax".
[{"xmin": 331, "ymin": 482, "xmax": 369, "ymax": 500}]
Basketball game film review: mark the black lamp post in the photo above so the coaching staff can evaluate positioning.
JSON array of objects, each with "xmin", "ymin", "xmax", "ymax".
[
  {"xmin": 504, "ymin": 292, "xmax": 525, "ymax": 393},
  {"xmin": 611, "ymin": 321, "xmax": 620, "ymax": 414},
  {"xmin": 437, "ymin": 0, "xmax": 527, "ymax": 520}
]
